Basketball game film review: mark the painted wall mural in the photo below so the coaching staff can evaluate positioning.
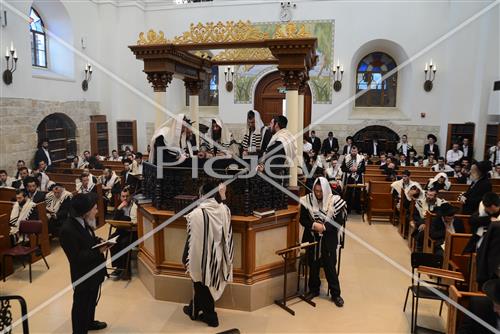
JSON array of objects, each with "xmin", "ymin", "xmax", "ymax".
[{"xmin": 234, "ymin": 20, "xmax": 334, "ymax": 104}]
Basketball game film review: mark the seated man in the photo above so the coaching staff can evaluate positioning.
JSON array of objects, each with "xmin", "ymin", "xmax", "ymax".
[
  {"xmin": 461, "ymin": 161, "xmax": 492, "ymax": 214},
  {"xmin": 411, "ymin": 188, "xmax": 446, "ymax": 251},
  {"xmin": 446, "ymin": 143, "xmax": 464, "ymax": 166},
  {"xmin": 423, "ymin": 153, "xmax": 436, "ymax": 168},
  {"xmin": 454, "ymin": 164, "xmax": 469, "ymax": 184},
  {"xmin": 0, "ymin": 169, "xmax": 14, "ymax": 188},
  {"xmin": 324, "ymin": 156, "xmax": 343, "ymax": 191},
  {"xmin": 432, "ymin": 157, "xmax": 454, "ymax": 174},
  {"xmin": 390, "ymin": 170, "xmax": 417, "ymax": 201},
  {"xmin": 76, "ymin": 172, "xmax": 97, "ymax": 194},
  {"xmin": 99, "ymin": 168, "xmax": 121, "ymax": 203},
  {"xmin": 45, "ymin": 183, "xmax": 73, "ymax": 236},
  {"xmin": 130, "ymin": 152, "xmax": 144, "ymax": 175},
  {"xmin": 109, "ymin": 187, "xmax": 138, "ymax": 280},
  {"xmin": 430, "ymin": 203, "xmax": 465, "ymax": 256},
  {"xmin": 299, "ymin": 177, "xmax": 347, "ymax": 307},
  {"xmin": 414, "ymin": 156, "xmax": 425, "ymax": 167},
  {"xmin": 397, "ymin": 154, "xmax": 408, "ymax": 167},
  {"xmin": 108, "ymin": 150, "xmax": 123, "ymax": 162},
  {"xmin": 150, "ymin": 114, "xmax": 196, "ymax": 164},
  {"xmin": 408, "ymin": 151, "xmax": 417, "ymax": 166},
  {"xmin": 465, "ymin": 192, "xmax": 500, "ymax": 254},
  {"xmin": 24, "ymin": 176, "xmax": 46, "ymax": 203},
  {"xmin": 12, "ymin": 167, "xmax": 30, "ymax": 189},
  {"xmin": 490, "ymin": 164, "xmax": 500, "ymax": 179},
  {"xmin": 121, "ymin": 159, "xmax": 138, "ymax": 192},
  {"xmin": 200, "ymin": 118, "xmax": 233, "ymax": 158},
  {"xmin": 9, "ymin": 189, "xmax": 39, "ymax": 245},
  {"xmin": 457, "ymin": 279, "xmax": 500, "ymax": 334},
  {"xmin": 182, "ymin": 182, "xmax": 233, "ymax": 328},
  {"xmin": 14, "ymin": 160, "xmax": 31, "ymax": 179},
  {"xmin": 427, "ymin": 172, "xmax": 451, "ymax": 191}
]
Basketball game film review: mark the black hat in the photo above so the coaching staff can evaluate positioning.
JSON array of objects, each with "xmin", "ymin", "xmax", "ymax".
[
  {"xmin": 427, "ymin": 134, "xmax": 437, "ymax": 141},
  {"xmin": 71, "ymin": 193, "xmax": 97, "ymax": 217},
  {"xmin": 436, "ymin": 203, "xmax": 458, "ymax": 217},
  {"xmin": 483, "ymin": 279, "xmax": 500, "ymax": 304},
  {"xmin": 475, "ymin": 160, "xmax": 492, "ymax": 176}
]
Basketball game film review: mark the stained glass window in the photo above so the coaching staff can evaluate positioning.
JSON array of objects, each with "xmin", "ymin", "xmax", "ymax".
[
  {"xmin": 29, "ymin": 7, "xmax": 47, "ymax": 68},
  {"xmin": 355, "ymin": 52, "xmax": 397, "ymax": 107}
]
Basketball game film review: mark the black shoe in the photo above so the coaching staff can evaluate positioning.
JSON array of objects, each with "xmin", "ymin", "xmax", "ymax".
[
  {"xmin": 332, "ymin": 296, "xmax": 344, "ymax": 307},
  {"xmin": 109, "ymin": 270, "xmax": 121, "ymax": 280},
  {"xmin": 308, "ymin": 291, "xmax": 320, "ymax": 299},
  {"xmin": 199, "ymin": 312, "xmax": 219, "ymax": 327},
  {"xmin": 88, "ymin": 320, "xmax": 107, "ymax": 331},
  {"xmin": 183, "ymin": 302, "xmax": 200, "ymax": 320}
]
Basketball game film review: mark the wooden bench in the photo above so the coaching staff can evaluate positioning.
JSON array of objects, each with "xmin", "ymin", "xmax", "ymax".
[
  {"xmin": 0, "ymin": 213, "xmax": 13, "ymax": 277},
  {"xmin": 447, "ymin": 285, "xmax": 486, "ymax": 334},
  {"xmin": 423, "ymin": 213, "xmax": 471, "ymax": 254},
  {"xmin": 438, "ymin": 191, "xmax": 463, "ymax": 202},
  {"xmin": 0, "ymin": 188, "xmax": 16, "ymax": 202}
]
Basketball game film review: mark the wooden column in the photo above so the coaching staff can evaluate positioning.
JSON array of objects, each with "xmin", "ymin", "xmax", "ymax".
[
  {"xmin": 184, "ymin": 80, "xmax": 204, "ymax": 147},
  {"xmin": 297, "ymin": 80, "xmax": 307, "ymax": 166},
  {"xmin": 147, "ymin": 72, "xmax": 173, "ymax": 129}
]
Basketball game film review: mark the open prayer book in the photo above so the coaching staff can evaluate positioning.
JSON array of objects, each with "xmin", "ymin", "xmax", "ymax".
[{"xmin": 92, "ymin": 236, "xmax": 118, "ymax": 249}]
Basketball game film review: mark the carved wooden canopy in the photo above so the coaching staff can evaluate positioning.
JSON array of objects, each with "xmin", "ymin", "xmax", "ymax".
[{"xmin": 129, "ymin": 21, "xmax": 318, "ymax": 92}]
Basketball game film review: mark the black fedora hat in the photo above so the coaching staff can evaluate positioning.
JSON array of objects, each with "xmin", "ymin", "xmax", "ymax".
[
  {"xmin": 427, "ymin": 134, "xmax": 437, "ymax": 141},
  {"xmin": 483, "ymin": 279, "xmax": 500, "ymax": 304},
  {"xmin": 436, "ymin": 203, "xmax": 458, "ymax": 217}
]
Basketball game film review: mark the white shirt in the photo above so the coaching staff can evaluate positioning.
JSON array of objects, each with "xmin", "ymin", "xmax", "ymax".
[
  {"xmin": 446, "ymin": 149, "xmax": 463, "ymax": 164},
  {"xmin": 43, "ymin": 148, "xmax": 52, "ymax": 165},
  {"xmin": 401, "ymin": 143, "xmax": 408, "ymax": 155},
  {"xmin": 432, "ymin": 163, "xmax": 454, "ymax": 172},
  {"xmin": 490, "ymin": 146, "xmax": 500, "ymax": 165},
  {"xmin": 372, "ymin": 142, "xmax": 378, "ymax": 156},
  {"xmin": 428, "ymin": 144, "xmax": 435, "ymax": 154},
  {"xmin": 462, "ymin": 145, "xmax": 469, "ymax": 157}
]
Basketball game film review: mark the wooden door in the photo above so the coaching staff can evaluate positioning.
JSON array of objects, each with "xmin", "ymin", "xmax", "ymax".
[{"xmin": 254, "ymin": 71, "xmax": 312, "ymax": 130}]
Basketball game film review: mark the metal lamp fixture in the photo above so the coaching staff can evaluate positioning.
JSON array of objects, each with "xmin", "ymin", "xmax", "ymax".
[
  {"xmin": 332, "ymin": 58, "xmax": 343, "ymax": 92},
  {"xmin": 423, "ymin": 59, "xmax": 437, "ymax": 92},
  {"xmin": 82, "ymin": 63, "xmax": 92, "ymax": 91},
  {"xmin": 3, "ymin": 41, "xmax": 18, "ymax": 85},
  {"xmin": 224, "ymin": 65, "xmax": 234, "ymax": 92}
]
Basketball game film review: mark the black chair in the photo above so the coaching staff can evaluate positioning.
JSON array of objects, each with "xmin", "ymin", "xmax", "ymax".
[
  {"xmin": 403, "ymin": 252, "xmax": 444, "ymax": 333},
  {"xmin": 0, "ymin": 295, "xmax": 29, "ymax": 333},
  {"xmin": 2, "ymin": 220, "xmax": 50, "ymax": 283}
]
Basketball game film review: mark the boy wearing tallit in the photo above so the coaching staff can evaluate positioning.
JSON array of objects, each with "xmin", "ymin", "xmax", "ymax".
[
  {"xmin": 45, "ymin": 183, "xmax": 73, "ymax": 237},
  {"xmin": 300, "ymin": 177, "xmax": 347, "ymax": 307},
  {"xmin": 182, "ymin": 181, "xmax": 233, "ymax": 328},
  {"xmin": 9, "ymin": 189, "xmax": 39, "ymax": 245}
]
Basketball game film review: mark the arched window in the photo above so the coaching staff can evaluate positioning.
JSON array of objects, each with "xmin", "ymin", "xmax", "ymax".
[
  {"xmin": 29, "ymin": 7, "xmax": 47, "ymax": 68},
  {"xmin": 355, "ymin": 52, "xmax": 397, "ymax": 107}
]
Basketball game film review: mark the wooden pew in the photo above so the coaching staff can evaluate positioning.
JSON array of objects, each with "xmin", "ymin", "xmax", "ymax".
[
  {"xmin": 438, "ymin": 191, "xmax": 463, "ymax": 202},
  {"xmin": 423, "ymin": 213, "xmax": 471, "ymax": 254},
  {"xmin": 447, "ymin": 285, "xmax": 486, "ymax": 334},
  {"xmin": 0, "ymin": 188, "xmax": 16, "ymax": 202},
  {"xmin": 366, "ymin": 181, "xmax": 394, "ymax": 224},
  {"xmin": 0, "ymin": 213, "xmax": 13, "ymax": 277},
  {"xmin": 46, "ymin": 173, "xmax": 78, "ymax": 183},
  {"xmin": 33, "ymin": 202, "xmax": 51, "ymax": 261}
]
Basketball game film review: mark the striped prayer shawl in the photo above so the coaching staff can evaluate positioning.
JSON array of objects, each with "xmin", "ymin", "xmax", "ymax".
[
  {"xmin": 45, "ymin": 190, "xmax": 72, "ymax": 215},
  {"xmin": 185, "ymin": 198, "xmax": 233, "ymax": 301},
  {"xmin": 9, "ymin": 200, "xmax": 36, "ymax": 236},
  {"xmin": 242, "ymin": 128, "xmax": 263, "ymax": 152}
]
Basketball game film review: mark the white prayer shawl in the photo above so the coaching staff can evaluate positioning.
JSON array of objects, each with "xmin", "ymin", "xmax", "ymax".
[
  {"xmin": 185, "ymin": 198, "xmax": 233, "ymax": 301},
  {"xmin": 206, "ymin": 118, "xmax": 232, "ymax": 154},
  {"xmin": 45, "ymin": 190, "xmax": 72, "ymax": 215},
  {"xmin": 404, "ymin": 182, "xmax": 425, "ymax": 202},
  {"xmin": 9, "ymin": 199, "xmax": 36, "ymax": 235},
  {"xmin": 391, "ymin": 179, "xmax": 418, "ymax": 198},
  {"xmin": 343, "ymin": 153, "xmax": 364, "ymax": 183},
  {"xmin": 428, "ymin": 172, "xmax": 451, "ymax": 190},
  {"xmin": 149, "ymin": 113, "xmax": 186, "ymax": 163},
  {"xmin": 266, "ymin": 128, "xmax": 297, "ymax": 165},
  {"xmin": 38, "ymin": 172, "xmax": 51, "ymax": 192},
  {"xmin": 76, "ymin": 174, "xmax": 96, "ymax": 193},
  {"xmin": 415, "ymin": 197, "xmax": 446, "ymax": 219}
]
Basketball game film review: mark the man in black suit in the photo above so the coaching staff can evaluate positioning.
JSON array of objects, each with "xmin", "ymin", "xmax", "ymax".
[
  {"xmin": 461, "ymin": 137, "xmax": 474, "ymax": 160},
  {"xmin": 457, "ymin": 279, "xmax": 500, "ymax": 334},
  {"xmin": 342, "ymin": 136, "xmax": 354, "ymax": 155},
  {"xmin": 321, "ymin": 131, "xmax": 339, "ymax": 156},
  {"xmin": 365, "ymin": 135, "xmax": 382, "ymax": 157},
  {"xmin": 259, "ymin": 124, "xmax": 273, "ymax": 154},
  {"xmin": 461, "ymin": 161, "xmax": 493, "ymax": 214},
  {"xmin": 34, "ymin": 139, "xmax": 53, "ymax": 170},
  {"xmin": 308, "ymin": 130, "xmax": 322, "ymax": 155},
  {"xmin": 24, "ymin": 176, "xmax": 46, "ymax": 204},
  {"xmin": 423, "ymin": 134, "xmax": 440, "ymax": 159},
  {"xmin": 430, "ymin": 203, "xmax": 465, "ymax": 256},
  {"xmin": 60, "ymin": 193, "xmax": 109, "ymax": 334}
]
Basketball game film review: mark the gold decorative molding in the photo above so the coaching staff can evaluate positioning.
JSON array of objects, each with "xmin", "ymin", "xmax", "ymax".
[
  {"xmin": 273, "ymin": 22, "xmax": 310, "ymax": 39},
  {"xmin": 173, "ymin": 20, "xmax": 269, "ymax": 44},
  {"xmin": 137, "ymin": 29, "xmax": 169, "ymax": 45},
  {"xmin": 212, "ymin": 48, "xmax": 276, "ymax": 62}
]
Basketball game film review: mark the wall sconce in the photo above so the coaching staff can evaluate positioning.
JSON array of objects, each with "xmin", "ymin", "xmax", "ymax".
[
  {"xmin": 224, "ymin": 66, "xmax": 234, "ymax": 92},
  {"xmin": 3, "ymin": 41, "xmax": 18, "ymax": 85},
  {"xmin": 332, "ymin": 58, "xmax": 343, "ymax": 92},
  {"xmin": 82, "ymin": 63, "xmax": 92, "ymax": 91},
  {"xmin": 424, "ymin": 60, "xmax": 437, "ymax": 92}
]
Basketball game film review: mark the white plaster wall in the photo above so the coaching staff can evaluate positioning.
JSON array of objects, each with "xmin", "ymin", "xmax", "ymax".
[{"xmin": 0, "ymin": 0, "xmax": 498, "ymax": 166}]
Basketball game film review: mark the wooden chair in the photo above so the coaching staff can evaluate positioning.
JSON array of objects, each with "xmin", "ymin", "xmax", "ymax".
[
  {"xmin": 443, "ymin": 231, "xmax": 473, "ymax": 290},
  {"xmin": 106, "ymin": 219, "xmax": 137, "ymax": 280},
  {"xmin": 2, "ymin": 220, "xmax": 50, "ymax": 283},
  {"xmin": 447, "ymin": 285, "xmax": 486, "ymax": 334},
  {"xmin": 423, "ymin": 213, "xmax": 436, "ymax": 253},
  {"xmin": 367, "ymin": 192, "xmax": 394, "ymax": 224}
]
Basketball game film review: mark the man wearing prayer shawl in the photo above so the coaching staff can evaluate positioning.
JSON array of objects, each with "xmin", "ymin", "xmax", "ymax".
[
  {"xmin": 149, "ymin": 113, "xmax": 196, "ymax": 165},
  {"xmin": 300, "ymin": 177, "xmax": 347, "ymax": 307},
  {"xmin": 182, "ymin": 181, "xmax": 234, "ymax": 328},
  {"xmin": 199, "ymin": 118, "xmax": 233, "ymax": 157},
  {"xmin": 242, "ymin": 110, "xmax": 268, "ymax": 157}
]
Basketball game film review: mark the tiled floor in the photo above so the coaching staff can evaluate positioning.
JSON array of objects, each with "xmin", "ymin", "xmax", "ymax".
[{"xmin": 1, "ymin": 215, "xmax": 447, "ymax": 333}]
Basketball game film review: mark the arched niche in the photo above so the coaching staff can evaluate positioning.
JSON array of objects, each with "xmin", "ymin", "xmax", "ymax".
[
  {"xmin": 37, "ymin": 113, "xmax": 77, "ymax": 161},
  {"xmin": 352, "ymin": 125, "xmax": 400, "ymax": 154}
]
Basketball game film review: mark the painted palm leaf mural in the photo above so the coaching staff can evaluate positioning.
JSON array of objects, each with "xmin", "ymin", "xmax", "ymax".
[{"xmin": 234, "ymin": 20, "xmax": 334, "ymax": 104}]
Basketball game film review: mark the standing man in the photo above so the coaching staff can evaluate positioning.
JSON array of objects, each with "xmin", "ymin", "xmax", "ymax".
[
  {"xmin": 300, "ymin": 177, "xmax": 347, "ymax": 307},
  {"xmin": 341, "ymin": 145, "xmax": 365, "ymax": 213},
  {"xmin": 308, "ymin": 130, "xmax": 322, "ymax": 156},
  {"xmin": 461, "ymin": 137, "xmax": 474, "ymax": 161},
  {"xmin": 242, "ymin": 110, "xmax": 266, "ymax": 156},
  {"xmin": 423, "ymin": 134, "xmax": 440, "ymax": 158},
  {"xmin": 342, "ymin": 136, "xmax": 354, "ymax": 155},
  {"xmin": 183, "ymin": 182, "xmax": 233, "ymax": 328},
  {"xmin": 321, "ymin": 132, "xmax": 339, "ymax": 156},
  {"xmin": 34, "ymin": 138, "xmax": 53, "ymax": 170},
  {"xmin": 397, "ymin": 135, "xmax": 416, "ymax": 156},
  {"xmin": 60, "ymin": 193, "xmax": 109, "ymax": 334}
]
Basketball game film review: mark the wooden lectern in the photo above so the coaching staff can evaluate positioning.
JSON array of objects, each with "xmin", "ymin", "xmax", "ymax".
[{"xmin": 274, "ymin": 242, "xmax": 318, "ymax": 315}]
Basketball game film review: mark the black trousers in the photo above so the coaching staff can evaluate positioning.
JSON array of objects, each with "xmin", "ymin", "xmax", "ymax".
[
  {"xmin": 188, "ymin": 282, "xmax": 217, "ymax": 320},
  {"xmin": 110, "ymin": 229, "xmax": 137, "ymax": 270},
  {"xmin": 307, "ymin": 247, "xmax": 341, "ymax": 297},
  {"xmin": 72, "ymin": 285, "xmax": 99, "ymax": 334},
  {"xmin": 345, "ymin": 181, "xmax": 361, "ymax": 212}
]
